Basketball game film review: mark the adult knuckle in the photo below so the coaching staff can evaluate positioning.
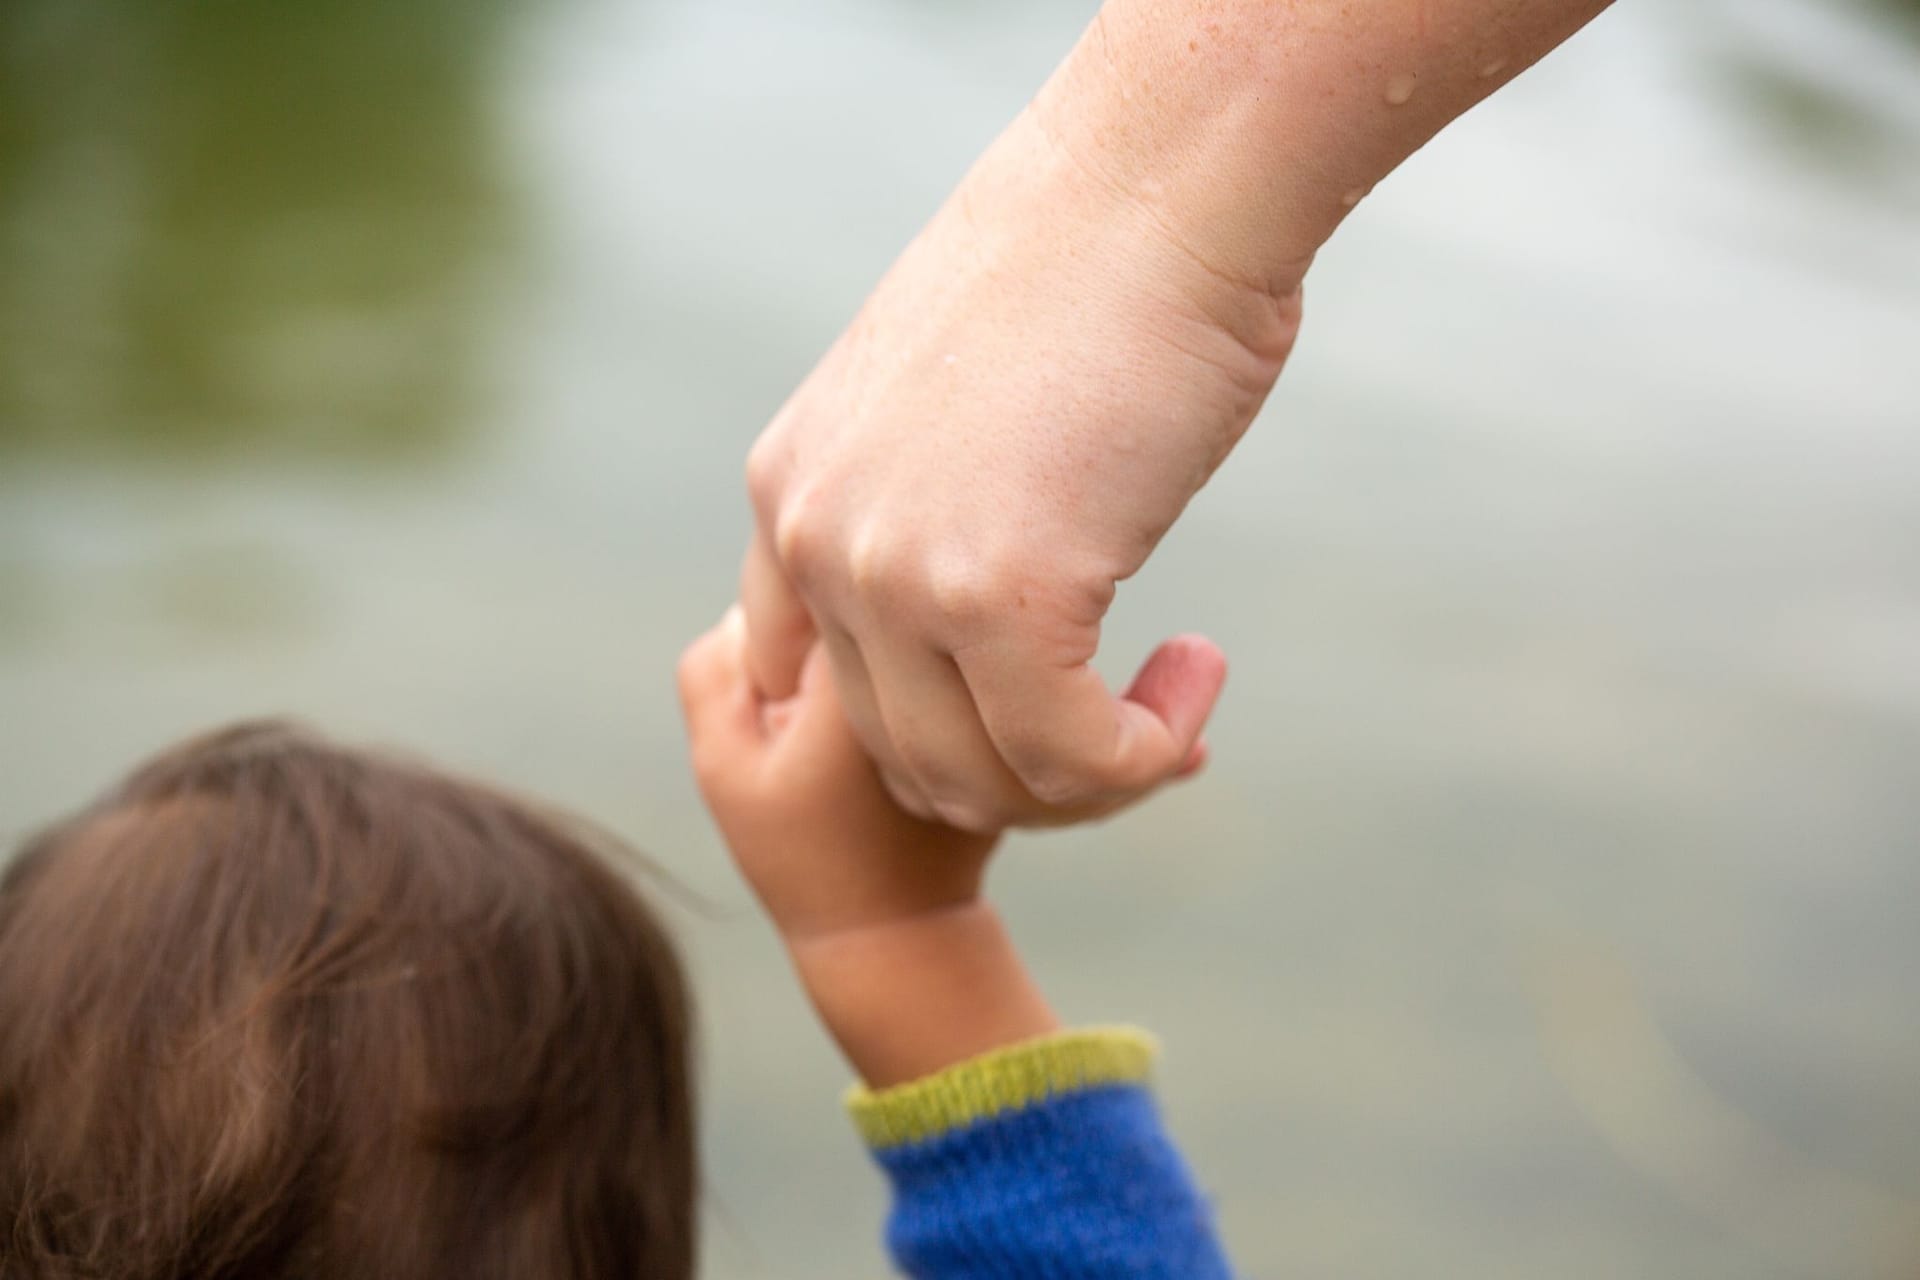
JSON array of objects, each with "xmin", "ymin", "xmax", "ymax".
[
  {"xmin": 845, "ymin": 521, "xmax": 896, "ymax": 597},
  {"xmin": 772, "ymin": 490, "xmax": 831, "ymax": 579},
  {"xmin": 923, "ymin": 552, "xmax": 1022, "ymax": 634}
]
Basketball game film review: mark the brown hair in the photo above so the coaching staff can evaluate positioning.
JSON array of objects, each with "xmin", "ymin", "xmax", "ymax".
[{"xmin": 0, "ymin": 720, "xmax": 696, "ymax": 1279}]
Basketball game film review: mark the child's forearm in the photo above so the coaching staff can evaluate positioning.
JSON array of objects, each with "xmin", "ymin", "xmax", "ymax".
[{"xmin": 785, "ymin": 902, "xmax": 1057, "ymax": 1089}]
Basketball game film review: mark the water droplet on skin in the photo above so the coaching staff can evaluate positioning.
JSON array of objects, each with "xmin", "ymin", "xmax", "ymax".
[
  {"xmin": 1385, "ymin": 73, "xmax": 1417, "ymax": 106},
  {"xmin": 1340, "ymin": 187, "xmax": 1370, "ymax": 208},
  {"xmin": 1477, "ymin": 57, "xmax": 1509, "ymax": 79}
]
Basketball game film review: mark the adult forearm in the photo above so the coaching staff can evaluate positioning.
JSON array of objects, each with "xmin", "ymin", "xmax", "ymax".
[{"xmin": 1028, "ymin": 0, "xmax": 1616, "ymax": 297}]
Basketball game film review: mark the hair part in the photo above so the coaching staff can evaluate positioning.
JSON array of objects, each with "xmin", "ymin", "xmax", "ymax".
[{"xmin": 0, "ymin": 720, "xmax": 696, "ymax": 1279}]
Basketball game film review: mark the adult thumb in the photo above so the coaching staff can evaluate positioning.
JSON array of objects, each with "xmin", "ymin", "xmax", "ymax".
[{"xmin": 1122, "ymin": 634, "xmax": 1228, "ymax": 769}]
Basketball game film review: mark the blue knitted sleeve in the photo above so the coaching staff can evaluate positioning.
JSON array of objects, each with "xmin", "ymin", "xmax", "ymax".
[{"xmin": 847, "ymin": 1028, "xmax": 1232, "ymax": 1279}]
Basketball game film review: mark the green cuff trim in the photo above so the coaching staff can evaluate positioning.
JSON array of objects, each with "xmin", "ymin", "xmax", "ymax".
[{"xmin": 846, "ymin": 1025, "xmax": 1158, "ymax": 1150}]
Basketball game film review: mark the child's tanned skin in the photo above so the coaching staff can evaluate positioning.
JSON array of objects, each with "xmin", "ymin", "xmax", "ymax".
[{"xmin": 680, "ymin": 607, "xmax": 1056, "ymax": 1087}]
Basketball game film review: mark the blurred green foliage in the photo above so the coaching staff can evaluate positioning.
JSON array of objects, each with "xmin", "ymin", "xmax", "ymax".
[
  {"xmin": 1727, "ymin": 62, "xmax": 1888, "ymax": 177},
  {"xmin": 1862, "ymin": 0, "xmax": 1920, "ymax": 35},
  {"xmin": 1720, "ymin": 0, "xmax": 1920, "ymax": 185},
  {"xmin": 1, "ymin": 0, "xmax": 1912, "ymax": 462},
  {"xmin": 0, "ymin": 0, "xmax": 522, "ymax": 461}
]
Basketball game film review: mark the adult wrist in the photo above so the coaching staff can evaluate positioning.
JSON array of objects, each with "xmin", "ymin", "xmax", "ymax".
[
  {"xmin": 929, "ymin": 99, "xmax": 1306, "ymax": 378},
  {"xmin": 1022, "ymin": 0, "xmax": 1615, "ymax": 286},
  {"xmin": 1018, "ymin": 9, "xmax": 1335, "ymax": 305}
]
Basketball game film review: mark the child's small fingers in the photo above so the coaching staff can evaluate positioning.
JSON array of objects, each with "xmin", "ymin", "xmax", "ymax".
[
  {"xmin": 753, "ymin": 638, "xmax": 832, "ymax": 735},
  {"xmin": 674, "ymin": 608, "xmax": 737, "ymax": 715},
  {"xmin": 676, "ymin": 608, "xmax": 763, "ymax": 753}
]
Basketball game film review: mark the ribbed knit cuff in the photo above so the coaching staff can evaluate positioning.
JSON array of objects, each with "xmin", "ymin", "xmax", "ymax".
[
  {"xmin": 847, "ymin": 1026, "xmax": 1158, "ymax": 1149},
  {"xmin": 847, "ymin": 1026, "xmax": 1232, "ymax": 1279}
]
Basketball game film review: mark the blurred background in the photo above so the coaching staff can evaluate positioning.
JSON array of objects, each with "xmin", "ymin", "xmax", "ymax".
[{"xmin": 3, "ymin": 0, "xmax": 1919, "ymax": 1274}]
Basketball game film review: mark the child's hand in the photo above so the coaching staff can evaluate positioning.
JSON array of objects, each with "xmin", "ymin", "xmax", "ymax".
[
  {"xmin": 679, "ymin": 606, "xmax": 1055, "ymax": 1087},
  {"xmin": 677, "ymin": 606, "xmax": 997, "ymax": 945}
]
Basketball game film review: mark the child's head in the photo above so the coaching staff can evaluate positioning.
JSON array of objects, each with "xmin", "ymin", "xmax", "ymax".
[{"xmin": 0, "ymin": 720, "xmax": 695, "ymax": 1280}]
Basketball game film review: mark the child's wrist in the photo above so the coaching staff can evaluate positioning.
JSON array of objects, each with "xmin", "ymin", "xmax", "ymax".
[{"xmin": 786, "ymin": 901, "xmax": 1058, "ymax": 1090}]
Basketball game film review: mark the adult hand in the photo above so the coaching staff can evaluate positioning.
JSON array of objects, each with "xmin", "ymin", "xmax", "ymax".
[
  {"xmin": 741, "ymin": 0, "xmax": 1613, "ymax": 831},
  {"xmin": 742, "ymin": 106, "xmax": 1298, "ymax": 831}
]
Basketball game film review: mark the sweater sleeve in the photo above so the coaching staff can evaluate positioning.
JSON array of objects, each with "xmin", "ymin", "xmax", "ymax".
[{"xmin": 845, "ymin": 1027, "xmax": 1232, "ymax": 1279}]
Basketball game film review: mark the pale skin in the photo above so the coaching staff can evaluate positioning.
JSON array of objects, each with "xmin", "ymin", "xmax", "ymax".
[{"xmin": 741, "ymin": 0, "xmax": 1617, "ymax": 831}]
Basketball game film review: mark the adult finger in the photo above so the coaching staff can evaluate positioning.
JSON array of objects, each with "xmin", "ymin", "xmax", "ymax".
[
  {"xmin": 859, "ymin": 633, "xmax": 1040, "ymax": 832},
  {"xmin": 771, "ymin": 643, "xmax": 931, "ymax": 811},
  {"xmin": 1123, "ymin": 636, "xmax": 1228, "ymax": 753},
  {"xmin": 739, "ymin": 529, "xmax": 814, "ymax": 701},
  {"xmin": 814, "ymin": 621, "xmax": 934, "ymax": 820},
  {"xmin": 957, "ymin": 632, "xmax": 1227, "ymax": 809},
  {"xmin": 769, "ymin": 644, "xmax": 862, "ymax": 762}
]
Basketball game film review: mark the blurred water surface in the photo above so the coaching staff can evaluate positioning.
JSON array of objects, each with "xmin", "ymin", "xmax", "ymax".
[{"xmin": 3, "ymin": 0, "xmax": 1920, "ymax": 1275}]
